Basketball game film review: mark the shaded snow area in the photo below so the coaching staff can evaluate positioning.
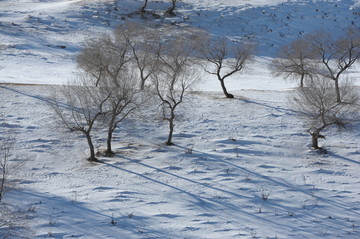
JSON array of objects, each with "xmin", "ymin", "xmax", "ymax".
[{"xmin": 0, "ymin": 0, "xmax": 360, "ymax": 238}]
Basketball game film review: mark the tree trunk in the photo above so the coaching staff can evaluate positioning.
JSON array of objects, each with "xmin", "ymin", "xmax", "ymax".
[
  {"xmin": 300, "ymin": 73, "xmax": 304, "ymax": 88},
  {"xmin": 166, "ymin": 116, "xmax": 175, "ymax": 145},
  {"xmin": 106, "ymin": 128, "xmax": 113, "ymax": 156},
  {"xmin": 139, "ymin": 0, "xmax": 148, "ymax": 13},
  {"xmin": 106, "ymin": 117, "xmax": 116, "ymax": 156},
  {"xmin": 311, "ymin": 133, "xmax": 319, "ymax": 149},
  {"xmin": 140, "ymin": 78, "xmax": 146, "ymax": 91},
  {"xmin": 334, "ymin": 78, "xmax": 341, "ymax": 103},
  {"xmin": 311, "ymin": 128, "xmax": 326, "ymax": 149},
  {"xmin": 0, "ymin": 164, "xmax": 5, "ymax": 201},
  {"xmin": 220, "ymin": 79, "xmax": 234, "ymax": 98},
  {"xmin": 85, "ymin": 132, "xmax": 97, "ymax": 161}
]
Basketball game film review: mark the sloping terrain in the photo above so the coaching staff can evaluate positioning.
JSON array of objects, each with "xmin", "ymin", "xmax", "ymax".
[
  {"xmin": 0, "ymin": 0, "xmax": 359, "ymax": 238},
  {"xmin": 1, "ymin": 84, "xmax": 359, "ymax": 238}
]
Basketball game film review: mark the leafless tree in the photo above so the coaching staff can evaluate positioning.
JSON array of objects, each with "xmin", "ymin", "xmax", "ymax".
[
  {"xmin": 99, "ymin": 70, "xmax": 141, "ymax": 156},
  {"xmin": 303, "ymin": 27, "xmax": 360, "ymax": 102},
  {"xmin": 50, "ymin": 76, "xmax": 109, "ymax": 162},
  {"xmin": 114, "ymin": 22, "xmax": 160, "ymax": 90},
  {"xmin": 270, "ymin": 39, "xmax": 315, "ymax": 87},
  {"xmin": 0, "ymin": 127, "xmax": 15, "ymax": 201},
  {"xmin": 0, "ymin": 203, "xmax": 31, "ymax": 239},
  {"xmin": 153, "ymin": 67, "xmax": 198, "ymax": 145},
  {"xmin": 152, "ymin": 36, "xmax": 199, "ymax": 145},
  {"xmin": 292, "ymin": 77, "xmax": 360, "ymax": 150},
  {"xmin": 0, "ymin": 121, "xmax": 30, "ymax": 238},
  {"xmin": 78, "ymin": 32, "xmax": 143, "ymax": 156},
  {"xmin": 201, "ymin": 37, "xmax": 255, "ymax": 98}
]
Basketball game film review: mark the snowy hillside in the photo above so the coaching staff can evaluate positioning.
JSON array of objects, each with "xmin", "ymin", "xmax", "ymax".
[
  {"xmin": 2, "ymin": 85, "xmax": 360, "ymax": 238},
  {"xmin": 1, "ymin": 0, "xmax": 359, "ymax": 86},
  {"xmin": 0, "ymin": 0, "xmax": 360, "ymax": 238}
]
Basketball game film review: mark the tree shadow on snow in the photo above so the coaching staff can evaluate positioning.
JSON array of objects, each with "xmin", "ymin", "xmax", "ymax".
[{"xmin": 10, "ymin": 189, "xmax": 168, "ymax": 238}]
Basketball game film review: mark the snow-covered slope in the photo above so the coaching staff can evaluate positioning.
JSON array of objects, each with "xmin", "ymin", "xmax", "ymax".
[
  {"xmin": 0, "ymin": 0, "xmax": 359, "ymax": 85},
  {"xmin": 1, "ymin": 84, "xmax": 359, "ymax": 238},
  {"xmin": 0, "ymin": 0, "xmax": 359, "ymax": 238}
]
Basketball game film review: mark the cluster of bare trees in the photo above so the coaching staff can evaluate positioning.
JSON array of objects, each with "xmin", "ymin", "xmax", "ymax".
[
  {"xmin": 271, "ymin": 27, "xmax": 360, "ymax": 101},
  {"xmin": 271, "ymin": 26, "xmax": 360, "ymax": 150},
  {"xmin": 51, "ymin": 31, "xmax": 141, "ymax": 161},
  {"xmin": 51, "ymin": 20, "xmax": 257, "ymax": 160},
  {"xmin": 51, "ymin": 19, "xmax": 358, "ymax": 157},
  {"xmin": 52, "ymin": 23, "xmax": 233, "ymax": 160}
]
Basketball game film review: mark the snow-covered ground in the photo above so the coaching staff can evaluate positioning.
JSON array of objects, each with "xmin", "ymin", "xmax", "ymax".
[{"xmin": 0, "ymin": 0, "xmax": 360, "ymax": 238}]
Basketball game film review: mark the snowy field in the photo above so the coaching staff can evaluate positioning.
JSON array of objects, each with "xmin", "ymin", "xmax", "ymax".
[{"xmin": 0, "ymin": 0, "xmax": 360, "ymax": 238}]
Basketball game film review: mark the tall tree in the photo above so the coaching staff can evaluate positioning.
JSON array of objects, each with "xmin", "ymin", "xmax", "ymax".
[
  {"xmin": 304, "ymin": 27, "xmax": 360, "ymax": 102},
  {"xmin": 100, "ymin": 71, "xmax": 140, "ymax": 156},
  {"xmin": 77, "ymin": 32, "xmax": 141, "ymax": 156},
  {"xmin": 152, "ymin": 36, "xmax": 199, "ymax": 145},
  {"xmin": 292, "ymin": 77, "xmax": 359, "ymax": 150},
  {"xmin": 270, "ymin": 39, "xmax": 315, "ymax": 87},
  {"xmin": 201, "ymin": 38, "xmax": 255, "ymax": 98},
  {"xmin": 0, "ymin": 125, "xmax": 15, "ymax": 201},
  {"xmin": 50, "ymin": 76, "xmax": 109, "ymax": 162}
]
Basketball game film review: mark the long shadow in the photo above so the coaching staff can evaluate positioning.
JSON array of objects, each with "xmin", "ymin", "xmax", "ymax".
[
  {"xmin": 105, "ymin": 160, "xmax": 204, "ymax": 204},
  {"xmin": 105, "ymin": 158, "xmax": 301, "ymax": 230},
  {"xmin": 173, "ymin": 144, "xmax": 360, "ymax": 216},
  {"xmin": 110, "ymin": 155, "xmax": 253, "ymax": 201},
  {"xmin": 11, "ymin": 189, "xmax": 160, "ymax": 238},
  {"xmin": 1, "ymin": 85, "xmax": 57, "ymax": 105},
  {"xmin": 0, "ymin": 85, "xmax": 78, "ymax": 111},
  {"xmin": 241, "ymin": 98, "xmax": 299, "ymax": 115},
  {"xmin": 105, "ymin": 149, "xmax": 360, "ymax": 236},
  {"xmin": 328, "ymin": 151, "xmax": 360, "ymax": 165}
]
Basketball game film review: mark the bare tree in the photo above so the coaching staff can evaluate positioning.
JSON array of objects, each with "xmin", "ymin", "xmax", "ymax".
[
  {"xmin": 114, "ymin": 22, "xmax": 160, "ymax": 90},
  {"xmin": 152, "ymin": 36, "xmax": 199, "ymax": 145},
  {"xmin": 100, "ymin": 71, "xmax": 141, "ymax": 156},
  {"xmin": 304, "ymin": 27, "xmax": 360, "ymax": 102},
  {"xmin": 77, "ymin": 32, "xmax": 143, "ymax": 156},
  {"xmin": 0, "ymin": 121, "xmax": 30, "ymax": 238},
  {"xmin": 50, "ymin": 76, "xmax": 109, "ymax": 162},
  {"xmin": 270, "ymin": 39, "xmax": 315, "ymax": 87},
  {"xmin": 201, "ymin": 38, "xmax": 255, "ymax": 98},
  {"xmin": 153, "ymin": 67, "xmax": 198, "ymax": 145},
  {"xmin": 0, "ymin": 203, "xmax": 31, "ymax": 239},
  {"xmin": 0, "ymin": 127, "xmax": 15, "ymax": 201},
  {"xmin": 293, "ymin": 77, "xmax": 360, "ymax": 150}
]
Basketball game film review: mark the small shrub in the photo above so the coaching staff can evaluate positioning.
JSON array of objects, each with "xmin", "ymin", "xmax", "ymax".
[{"xmin": 261, "ymin": 188, "xmax": 271, "ymax": 201}]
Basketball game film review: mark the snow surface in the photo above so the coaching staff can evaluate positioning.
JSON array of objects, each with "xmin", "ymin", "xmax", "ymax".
[{"xmin": 0, "ymin": 0, "xmax": 360, "ymax": 238}]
